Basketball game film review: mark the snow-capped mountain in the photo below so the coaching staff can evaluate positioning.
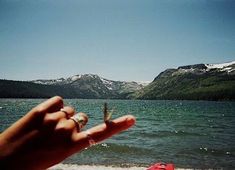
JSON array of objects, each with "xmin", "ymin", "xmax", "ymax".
[
  {"xmin": 32, "ymin": 78, "xmax": 66, "ymax": 85},
  {"xmin": 136, "ymin": 61, "xmax": 235, "ymax": 100},
  {"xmin": 178, "ymin": 60, "xmax": 235, "ymax": 74},
  {"xmin": 156, "ymin": 61, "xmax": 235, "ymax": 79},
  {"xmin": 31, "ymin": 74, "xmax": 145, "ymax": 98},
  {"xmin": 1, "ymin": 61, "xmax": 233, "ymax": 100},
  {"xmin": 32, "ymin": 74, "xmax": 99, "ymax": 85},
  {"xmin": 205, "ymin": 61, "xmax": 235, "ymax": 73}
]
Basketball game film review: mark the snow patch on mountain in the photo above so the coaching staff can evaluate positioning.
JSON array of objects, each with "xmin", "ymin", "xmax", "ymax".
[
  {"xmin": 206, "ymin": 61, "xmax": 235, "ymax": 70},
  {"xmin": 100, "ymin": 78, "xmax": 113, "ymax": 90},
  {"xmin": 177, "ymin": 61, "xmax": 235, "ymax": 75},
  {"xmin": 32, "ymin": 78, "xmax": 65, "ymax": 85},
  {"xmin": 70, "ymin": 75, "xmax": 81, "ymax": 81},
  {"xmin": 205, "ymin": 61, "xmax": 235, "ymax": 74}
]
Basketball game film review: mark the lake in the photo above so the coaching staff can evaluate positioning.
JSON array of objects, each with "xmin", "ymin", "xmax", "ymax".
[{"xmin": 0, "ymin": 99, "xmax": 234, "ymax": 169}]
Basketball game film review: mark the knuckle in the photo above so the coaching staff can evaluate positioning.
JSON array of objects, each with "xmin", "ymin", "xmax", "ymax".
[
  {"xmin": 63, "ymin": 106, "xmax": 75, "ymax": 116},
  {"xmin": 44, "ymin": 114, "xmax": 58, "ymax": 124},
  {"xmin": 30, "ymin": 106, "xmax": 45, "ymax": 117},
  {"xmin": 56, "ymin": 122, "xmax": 74, "ymax": 133},
  {"xmin": 34, "ymin": 105, "xmax": 45, "ymax": 114},
  {"xmin": 68, "ymin": 106, "xmax": 75, "ymax": 113}
]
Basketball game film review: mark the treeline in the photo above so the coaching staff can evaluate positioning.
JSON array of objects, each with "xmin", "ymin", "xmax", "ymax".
[
  {"xmin": 1, "ymin": 72, "xmax": 235, "ymax": 101},
  {"xmin": 0, "ymin": 80, "xmax": 124, "ymax": 99},
  {"xmin": 0, "ymin": 79, "xmax": 71, "ymax": 98},
  {"xmin": 136, "ymin": 73, "xmax": 235, "ymax": 101}
]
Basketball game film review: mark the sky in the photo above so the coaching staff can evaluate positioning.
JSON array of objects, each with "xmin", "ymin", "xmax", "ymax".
[{"xmin": 0, "ymin": 0, "xmax": 234, "ymax": 82}]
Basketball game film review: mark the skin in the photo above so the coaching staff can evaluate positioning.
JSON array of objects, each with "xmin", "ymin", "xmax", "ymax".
[{"xmin": 0, "ymin": 96, "xmax": 136, "ymax": 170}]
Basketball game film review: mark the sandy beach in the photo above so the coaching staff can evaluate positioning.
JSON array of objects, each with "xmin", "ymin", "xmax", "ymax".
[
  {"xmin": 49, "ymin": 164, "xmax": 146, "ymax": 170},
  {"xmin": 49, "ymin": 164, "xmax": 193, "ymax": 170}
]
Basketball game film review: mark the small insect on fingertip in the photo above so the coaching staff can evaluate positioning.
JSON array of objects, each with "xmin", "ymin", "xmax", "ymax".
[{"xmin": 103, "ymin": 102, "xmax": 112, "ymax": 123}]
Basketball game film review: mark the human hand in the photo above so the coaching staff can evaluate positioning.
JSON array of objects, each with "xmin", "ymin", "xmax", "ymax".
[{"xmin": 0, "ymin": 96, "xmax": 135, "ymax": 170}]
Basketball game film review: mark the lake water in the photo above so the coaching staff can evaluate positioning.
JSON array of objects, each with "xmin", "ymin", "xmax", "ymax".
[{"xmin": 0, "ymin": 99, "xmax": 234, "ymax": 169}]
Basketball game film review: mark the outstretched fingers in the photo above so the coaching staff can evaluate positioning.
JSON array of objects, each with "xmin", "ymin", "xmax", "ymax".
[
  {"xmin": 43, "ymin": 106, "xmax": 75, "ymax": 127},
  {"xmin": 72, "ymin": 115, "xmax": 136, "ymax": 150},
  {"xmin": 1, "ymin": 96, "xmax": 64, "ymax": 140},
  {"xmin": 33, "ymin": 96, "xmax": 64, "ymax": 114}
]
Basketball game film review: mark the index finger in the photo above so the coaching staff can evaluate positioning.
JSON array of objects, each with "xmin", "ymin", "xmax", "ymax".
[
  {"xmin": 33, "ymin": 96, "xmax": 64, "ymax": 114},
  {"xmin": 72, "ymin": 115, "xmax": 136, "ymax": 150}
]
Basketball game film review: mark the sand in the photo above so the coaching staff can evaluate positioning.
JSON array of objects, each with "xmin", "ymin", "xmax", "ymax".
[
  {"xmin": 49, "ymin": 164, "xmax": 193, "ymax": 170},
  {"xmin": 49, "ymin": 164, "xmax": 146, "ymax": 170}
]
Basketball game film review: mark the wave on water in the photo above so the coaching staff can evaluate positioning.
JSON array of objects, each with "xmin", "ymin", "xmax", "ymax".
[
  {"xmin": 139, "ymin": 130, "xmax": 205, "ymax": 138},
  {"xmin": 64, "ymin": 142, "xmax": 153, "ymax": 167}
]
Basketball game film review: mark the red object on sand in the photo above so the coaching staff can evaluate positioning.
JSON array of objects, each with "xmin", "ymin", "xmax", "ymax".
[{"xmin": 146, "ymin": 162, "xmax": 174, "ymax": 170}]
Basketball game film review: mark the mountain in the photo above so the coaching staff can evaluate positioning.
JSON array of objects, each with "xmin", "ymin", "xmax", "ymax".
[
  {"xmin": 0, "ymin": 79, "xmax": 73, "ymax": 98},
  {"xmin": 32, "ymin": 74, "xmax": 144, "ymax": 98},
  {"xmin": 135, "ymin": 61, "xmax": 235, "ymax": 100},
  {"xmin": 0, "ymin": 74, "xmax": 145, "ymax": 99},
  {"xmin": 1, "ymin": 61, "xmax": 234, "ymax": 100}
]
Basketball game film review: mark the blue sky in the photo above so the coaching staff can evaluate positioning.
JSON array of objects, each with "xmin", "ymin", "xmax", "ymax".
[{"xmin": 0, "ymin": 0, "xmax": 234, "ymax": 82}]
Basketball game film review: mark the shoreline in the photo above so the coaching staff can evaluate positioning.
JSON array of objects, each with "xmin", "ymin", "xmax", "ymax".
[
  {"xmin": 49, "ymin": 164, "xmax": 193, "ymax": 170},
  {"xmin": 49, "ymin": 164, "xmax": 146, "ymax": 170}
]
